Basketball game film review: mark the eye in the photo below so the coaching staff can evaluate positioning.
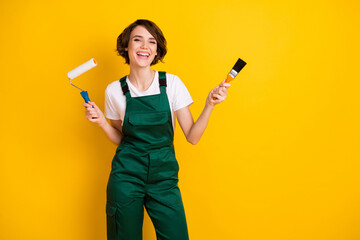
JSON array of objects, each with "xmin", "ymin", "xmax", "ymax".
[
  {"xmin": 150, "ymin": 41, "xmax": 156, "ymax": 44},
  {"xmin": 134, "ymin": 39, "xmax": 140, "ymax": 41}
]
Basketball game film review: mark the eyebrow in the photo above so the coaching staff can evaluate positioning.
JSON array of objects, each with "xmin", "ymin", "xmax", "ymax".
[{"xmin": 132, "ymin": 35, "xmax": 156, "ymax": 40}]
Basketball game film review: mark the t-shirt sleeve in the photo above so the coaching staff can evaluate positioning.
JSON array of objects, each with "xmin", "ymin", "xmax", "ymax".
[
  {"xmin": 105, "ymin": 86, "xmax": 121, "ymax": 120},
  {"xmin": 172, "ymin": 75, "xmax": 194, "ymax": 112}
]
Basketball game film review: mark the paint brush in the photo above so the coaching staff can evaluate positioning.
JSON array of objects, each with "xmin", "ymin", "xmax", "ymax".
[
  {"xmin": 212, "ymin": 58, "xmax": 247, "ymax": 100},
  {"xmin": 225, "ymin": 58, "xmax": 247, "ymax": 83}
]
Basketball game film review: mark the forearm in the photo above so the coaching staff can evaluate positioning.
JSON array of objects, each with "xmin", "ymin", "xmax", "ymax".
[
  {"xmin": 186, "ymin": 103, "xmax": 214, "ymax": 145},
  {"xmin": 99, "ymin": 121, "xmax": 123, "ymax": 145}
]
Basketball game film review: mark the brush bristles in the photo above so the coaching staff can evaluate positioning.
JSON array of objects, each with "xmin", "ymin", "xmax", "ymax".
[{"xmin": 233, "ymin": 58, "xmax": 247, "ymax": 73}]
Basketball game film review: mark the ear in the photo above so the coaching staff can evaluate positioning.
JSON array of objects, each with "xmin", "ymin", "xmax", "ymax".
[{"xmin": 125, "ymin": 48, "xmax": 128, "ymax": 51}]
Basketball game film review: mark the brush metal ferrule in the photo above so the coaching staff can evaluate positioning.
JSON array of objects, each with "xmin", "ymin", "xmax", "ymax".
[{"xmin": 228, "ymin": 69, "xmax": 238, "ymax": 79}]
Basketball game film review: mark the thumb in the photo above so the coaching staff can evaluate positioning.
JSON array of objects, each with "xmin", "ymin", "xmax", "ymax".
[
  {"xmin": 89, "ymin": 101, "xmax": 98, "ymax": 110},
  {"xmin": 91, "ymin": 103, "xmax": 103, "ymax": 115},
  {"xmin": 218, "ymin": 79, "xmax": 225, "ymax": 87}
]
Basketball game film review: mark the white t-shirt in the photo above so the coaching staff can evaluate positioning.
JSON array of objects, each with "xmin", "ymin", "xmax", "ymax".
[{"xmin": 105, "ymin": 71, "xmax": 193, "ymax": 128}]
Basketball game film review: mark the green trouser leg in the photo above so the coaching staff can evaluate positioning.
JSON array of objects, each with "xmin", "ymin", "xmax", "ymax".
[
  {"xmin": 106, "ymin": 194, "xmax": 188, "ymax": 240},
  {"xmin": 107, "ymin": 199, "xmax": 144, "ymax": 240},
  {"xmin": 145, "ymin": 190, "xmax": 189, "ymax": 240}
]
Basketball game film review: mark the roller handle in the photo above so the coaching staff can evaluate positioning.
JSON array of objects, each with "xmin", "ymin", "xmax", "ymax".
[
  {"xmin": 80, "ymin": 91, "xmax": 94, "ymax": 108},
  {"xmin": 80, "ymin": 91, "xmax": 90, "ymax": 103}
]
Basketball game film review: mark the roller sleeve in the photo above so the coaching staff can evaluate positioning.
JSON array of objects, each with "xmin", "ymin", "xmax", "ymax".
[{"xmin": 67, "ymin": 58, "xmax": 97, "ymax": 80}]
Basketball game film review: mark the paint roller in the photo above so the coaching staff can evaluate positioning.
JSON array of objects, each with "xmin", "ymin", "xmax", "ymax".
[{"xmin": 68, "ymin": 58, "xmax": 97, "ymax": 103}]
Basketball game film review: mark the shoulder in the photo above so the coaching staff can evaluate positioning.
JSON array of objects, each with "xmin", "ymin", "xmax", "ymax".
[
  {"xmin": 105, "ymin": 79, "xmax": 122, "ymax": 95},
  {"xmin": 162, "ymin": 71, "xmax": 192, "ymax": 98},
  {"xmin": 163, "ymin": 72, "xmax": 185, "ymax": 86},
  {"xmin": 164, "ymin": 72, "xmax": 180, "ymax": 80}
]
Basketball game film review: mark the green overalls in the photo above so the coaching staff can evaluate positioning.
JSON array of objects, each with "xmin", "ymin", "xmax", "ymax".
[{"xmin": 106, "ymin": 71, "xmax": 189, "ymax": 240}]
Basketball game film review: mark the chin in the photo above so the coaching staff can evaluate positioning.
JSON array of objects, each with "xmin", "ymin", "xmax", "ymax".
[{"xmin": 136, "ymin": 60, "xmax": 155, "ymax": 67}]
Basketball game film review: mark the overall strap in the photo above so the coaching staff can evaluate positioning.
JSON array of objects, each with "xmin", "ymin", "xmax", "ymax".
[
  {"xmin": 119, "ymin": 71, "xmax": 167, "ymax": 97},
  {"xmin": 119, "ymin": 76, "xmax": 131, "ymax": 99},
  {"xmin": 158, "ymin": 71, "xmax": 167, "ymax": 94}
]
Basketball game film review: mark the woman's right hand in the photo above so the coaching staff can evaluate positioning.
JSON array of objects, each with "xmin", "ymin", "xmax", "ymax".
[{"xmin": 83, "ymin": 101, "xmax": 107, "ymax": 127}]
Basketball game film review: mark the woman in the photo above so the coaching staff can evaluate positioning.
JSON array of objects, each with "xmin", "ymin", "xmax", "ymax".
[{"xmin": 83, "ymin": 19, "xmax": 230, "ymax": 240}]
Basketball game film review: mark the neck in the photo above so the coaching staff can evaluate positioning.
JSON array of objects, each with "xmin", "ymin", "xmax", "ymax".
[{"xmin": 128, "ymin": 66, "xmax": 155, "ymax": 91}]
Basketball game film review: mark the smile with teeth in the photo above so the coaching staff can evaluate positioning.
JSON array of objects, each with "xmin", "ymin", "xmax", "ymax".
[{"xmin": 137, "ymin": 52, "xmax": 150, "ymax": 58}]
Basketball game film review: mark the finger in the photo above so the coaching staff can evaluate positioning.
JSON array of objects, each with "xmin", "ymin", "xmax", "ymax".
[
  {"xmin": 91, "ymin": 102, "xmax": 102, "ymax": 113},
  {"xmin": 210, "ymin": 92, "xmax": 218, "ymax": 101},
  {"xmin": 90, "ymin": 111, "xmax": 98, "ymax": 118},
  {"xmin": 86, "ymin": 114, "xmax": 94, "ymax": 120},
  {"xmin": 87, "ymin": 105, "xmax": 96, "ymax": 113},
  {"xmin": 86, "ymin": 111, "xmax": 95, "ymax": 119},
  {"xmin": 83, "ymin": 103, "xmax": 92, "ymax": 108},
  {"xmin": 218, "ymin": 85, "xmax": 226, "ymax": 92},
  {"xmin": 211, "ymin": 93, "xmax": 219, "ymax": 100},
  {"xmin": 223, "ymin": 83, "xmax": 231, "ymax": 88},
  {"xmin": 220, "ymin": 82, "xmax": 231, "ymax": 88},
  {"xmin": 85, "ymin": 109, "xmax": 91, "ymax": 117},
  {"xmin": 218, "ymin": 90, "xmax": 227, "ymax": 97},
  {"xmin": 85, "ymin": 102, "xmax": 93, "ymax": 108},
  {"xmin": 86, "ymin": 101, "xmax": 96, "ymax": 109},
  {"xmin": 219, "ymin": 79, "xmax": 226, "ymax": 86},
  {"xmin": 89, "ymin": 117, "xmax": 99, "ymax": 123},
  {"xmin": 213, "ymin": 94, "xmax": 225, "ymax": 101},
  {"xmin": 220, "ymin": 87, "xmax": 228, "ymax": 94}
]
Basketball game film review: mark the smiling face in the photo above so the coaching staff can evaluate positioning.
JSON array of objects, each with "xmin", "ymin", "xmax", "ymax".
[{"xmin": 125, "ymin": 25, "xmax": 158, "ymax": 68}]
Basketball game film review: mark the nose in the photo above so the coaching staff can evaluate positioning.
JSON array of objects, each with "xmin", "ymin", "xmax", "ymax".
[{"xmin": 140, "ymin": 40, "xmax": 149, "ymax": 49}]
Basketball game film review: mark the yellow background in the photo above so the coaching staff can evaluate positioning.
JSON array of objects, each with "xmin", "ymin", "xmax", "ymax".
[{"xmin": 1, "ymin": 0, "xmax": 359, "ymax": 239}]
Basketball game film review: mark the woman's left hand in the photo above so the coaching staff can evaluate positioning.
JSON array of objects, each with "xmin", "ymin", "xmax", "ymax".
[{"xmin": 206, "ymin": 80, "xmax": 231, "ymax": 107}]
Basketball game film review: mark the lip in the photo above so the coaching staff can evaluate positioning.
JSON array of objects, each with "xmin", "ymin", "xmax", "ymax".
[{"xmin": 136, "ymin": 51, "xmax": 150, "ymax": 57}]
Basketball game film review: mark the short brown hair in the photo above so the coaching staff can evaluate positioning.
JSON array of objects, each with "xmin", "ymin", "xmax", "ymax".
[{"xmin": 116, "ymin": 19, "xmax": 167, "ymax": 66}]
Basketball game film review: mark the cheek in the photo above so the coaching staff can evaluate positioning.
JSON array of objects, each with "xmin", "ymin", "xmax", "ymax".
[
  {"xmin": 128, "ymin": 41, "xmax": 138, "ymax": 50},
  {"xmin": 153, "ymin": 46, "xmax": 158, "ymax": 55}
]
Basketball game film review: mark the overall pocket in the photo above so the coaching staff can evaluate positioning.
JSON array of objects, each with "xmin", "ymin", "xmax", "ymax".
[
  {"xmin": 128, "ymin": 111, "xmax": 168, "ymax": 126},
  {"xmin": 106, "ymin": 203, "xmax": 117, "ymax": 240}
]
